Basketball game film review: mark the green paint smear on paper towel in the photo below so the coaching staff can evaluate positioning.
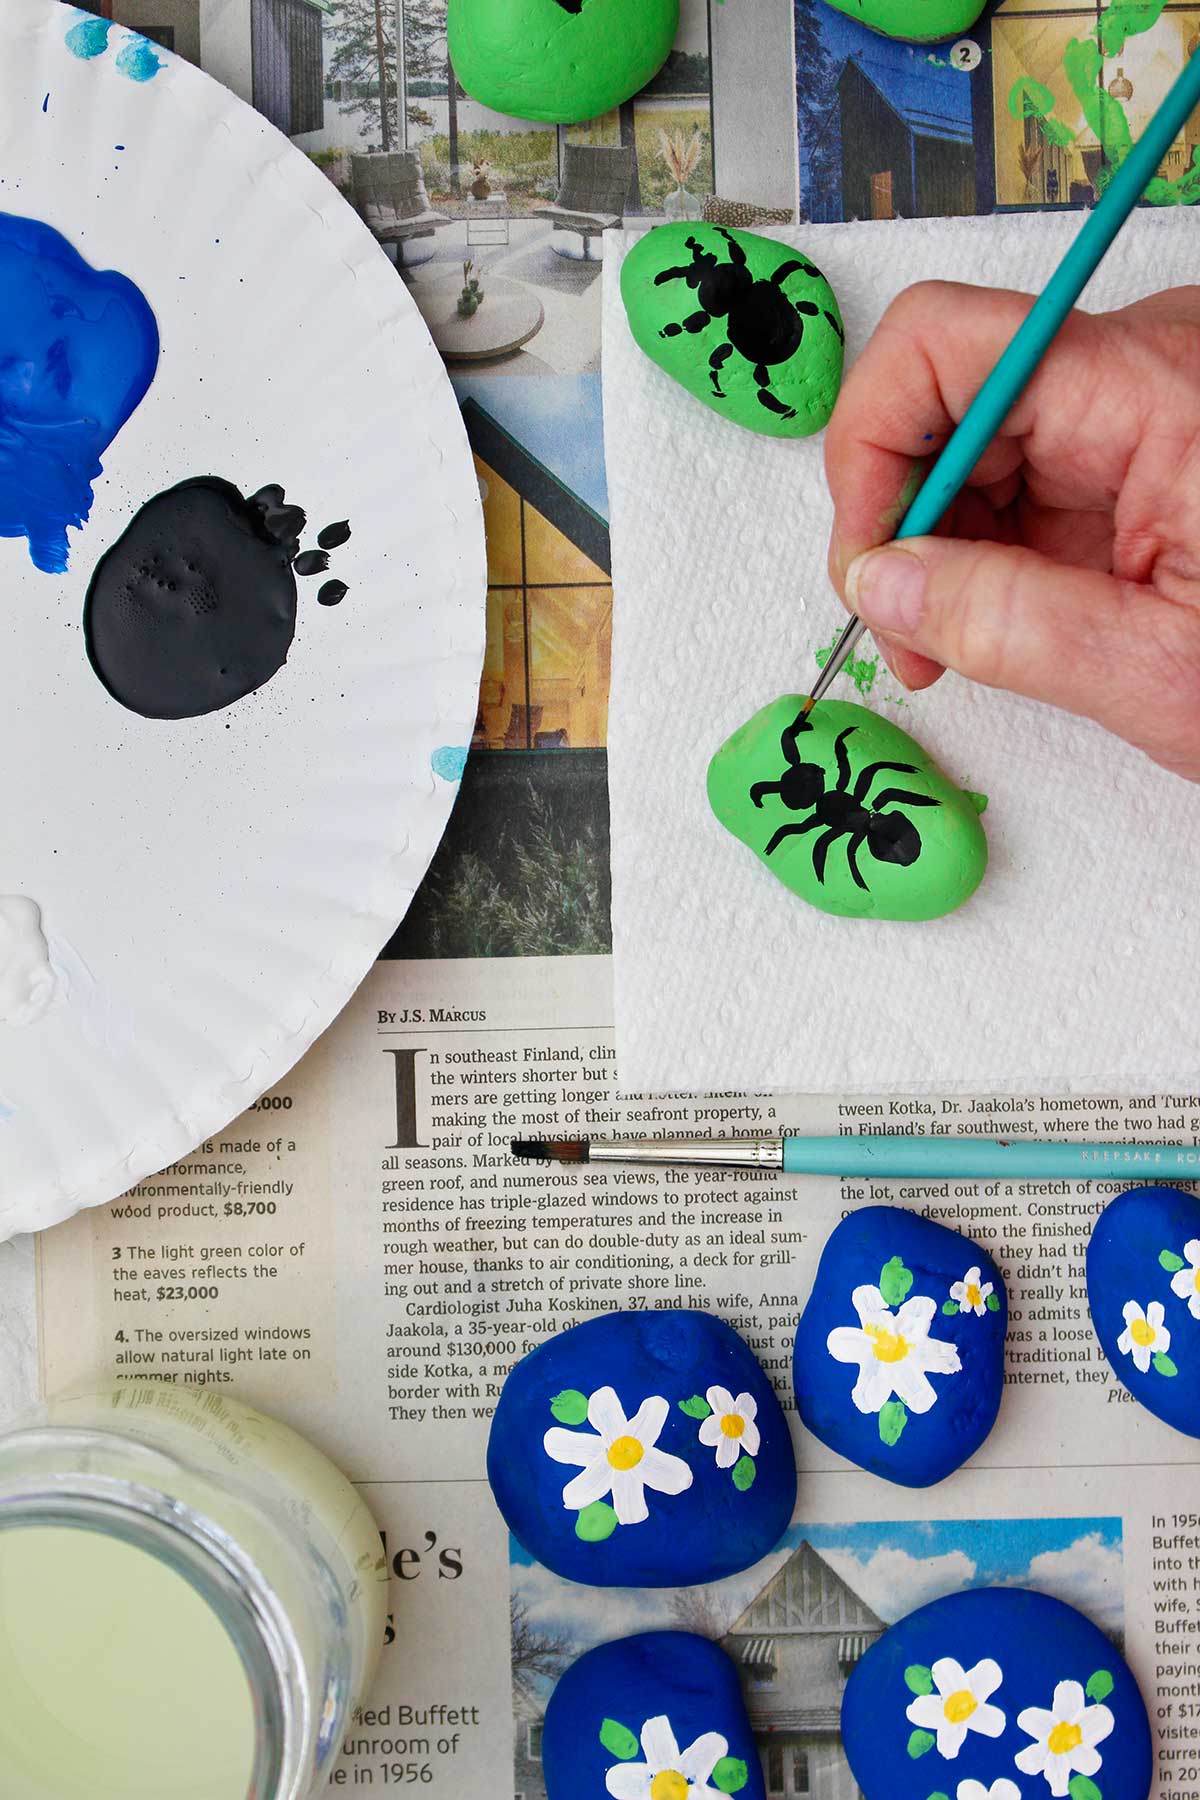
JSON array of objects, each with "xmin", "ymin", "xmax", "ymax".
[{"xmin": 815, "ymin": 632, "xmax": 878, "ymax": 696}]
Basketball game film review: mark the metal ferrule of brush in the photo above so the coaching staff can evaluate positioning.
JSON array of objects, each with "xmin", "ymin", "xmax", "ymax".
[{"xmin": 587, "ymin": 1136, "xmax": 785, "ymax": 1170}]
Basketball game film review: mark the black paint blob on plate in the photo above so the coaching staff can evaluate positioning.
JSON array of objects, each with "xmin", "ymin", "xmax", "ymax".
[
  {"xmin": 83, "ymin": 477, "xmax": 304, "ymax": 719},
  {"xmin": 293, "ymin": 549, "xmax": 330, "ymax": 577},
  {"xmin": 318, "ymin": 579, "xmax": 348, "ymax": 607},
  {"xmin": 317, "ymin": 519, "xmax": 352, "ymax": 550}
]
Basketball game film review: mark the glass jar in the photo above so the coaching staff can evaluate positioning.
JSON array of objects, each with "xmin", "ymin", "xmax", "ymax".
[{"xmin": 0, "ymin": 1383, "xmax": 388, "ymax": 1800}]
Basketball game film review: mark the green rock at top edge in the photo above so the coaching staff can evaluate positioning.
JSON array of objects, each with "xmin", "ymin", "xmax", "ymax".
[{"xmin": 448, "ymin": 0, "xmax": 680, "ymax": 126}]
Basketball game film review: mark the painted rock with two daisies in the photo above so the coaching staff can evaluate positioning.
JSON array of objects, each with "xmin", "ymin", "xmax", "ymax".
[
  {"xmin": 793, "ymin": 1206, "xmax": 1006, "ymax": 1486},
  {"xmin": 842, "ymin": 1588, "xmax": 1151, "ymax": 1800},
  {"xmin": 1087, "ymin": 1183, "xmax": 1200, "ymax": 1437},
  {"xmin": 543, "ymin": 1631, "xmax": 764, "ymax": 1800},
  {"xmin": 486, "ymin": 1309, "xmax": 795, "ymax": 1585}
]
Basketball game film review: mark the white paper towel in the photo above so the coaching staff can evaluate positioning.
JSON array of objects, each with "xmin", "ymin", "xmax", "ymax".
[{"xmin": 602, "ymin": 210, "xmax": 1200, "ymax": 1097}]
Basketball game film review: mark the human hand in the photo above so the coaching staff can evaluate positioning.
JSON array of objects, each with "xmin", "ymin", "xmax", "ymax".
[{"xmin": 824, "ymin": 280, "xmax": 1200, "ymax": 781}]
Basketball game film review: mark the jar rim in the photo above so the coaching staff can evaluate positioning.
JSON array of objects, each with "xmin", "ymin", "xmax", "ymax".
[{"xmin": 0, "ymin": 1467, "xmax": 296, "ymax": 1800}]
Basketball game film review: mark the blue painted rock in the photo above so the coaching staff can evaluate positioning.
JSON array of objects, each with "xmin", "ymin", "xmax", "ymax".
[
  {"xmin": 543, "ymin": 1631, "xmax": 765, "ymax": 1800},
  {"xmin": 448, "ymin": 0, "xmax": 679, "ymax": 126},
  {"xmin": 487, "ymin": 1310, "xmax": 795, "ymax": 1585},
  {"xmin": 793, "ymin": 1206, "xmax": 1005, "ymax": 1486},
  {"xmin": 620, "ymin": 224, "xmax": 844, "ymax": 438},
  {"xmin": 842, "ymin": 1587, "xmax": 1151, "ymax": 1800},
  {"xmin": 820, "ymin": 0, "xmax": 987, "ymax": 42},
  {"xmin": 1087, "ymin": 1183, "xmax": 1200, "ymax": 1437}
]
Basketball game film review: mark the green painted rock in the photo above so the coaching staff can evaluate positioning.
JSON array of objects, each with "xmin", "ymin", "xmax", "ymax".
[
  {"xmin": 620, "ymin": 223, "xmax": 844, "ymax": 438},
  {"xmin": 819, "ymin": 0, "xmax": 986, "ymax": 42},
  {"xmin": 448, "ymin": 0, "xmax": 679, "ymax": 126},
  {"xmin": 708, "ymin": 697, "xmax": 988, "ymax": 921}
]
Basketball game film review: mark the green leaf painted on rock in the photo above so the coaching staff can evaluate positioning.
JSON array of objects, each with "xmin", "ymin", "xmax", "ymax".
[
  {"xmin": 879, "ymin": 1399, "xmax": 907, "ymax": 1446},
  {"xmin": 942, "ymin": 1300, "xmax": 960, "ymax": 1316},
  {"xmin": 576, "ymin": 1501, "xmax": 618, "ymax": 1543},
  {"xmin": 1069, "ymin": 1776, "xmax": 1102, "ymax": 1800},
  {"xmin": 1160, "ymin": 1249, "xmax": 1186, "ymax": 1273},
  {"xmin": 713, "ymin": 1756, "xmax": 749, "ymax": 1794},
  {"xmin": 904, "ymin": 1664, "xmax": 934, "ymax": 1696},
  {"xmin": 599, "ymin": 1718, "xmax": 639, "ymax": 1759},
  {"xmin": 1085, "ymin": 1669, "xmax": 1115, "ymax": 1703},
  {"xmin": 732, "ymin": 1454, "xmax": 756, "ymax": 1491},
  {"xmin": 986, "ymin": 1291, "xmax": 1001, "ymax": 1311},
  {"xmin": 879, "ymin": 1255, "xmax": 913, "ymax": 1307},
  {"xmin": 679, "ymin": 1395, "xmax": 713, "ymax": 1419},
  {"xmin": 550, "ymin": 1388, "xmax": 589, "ymax": 1424},
  {"xmin": 1154, "ymin": 1351, "xmax": 1179, "ymax": 1378},
  {"xmin": 927, "ymin": 1792, "xmax": 951, "ymax": 1800},
  {"xmin": 907, "ymin": 1730, "xmax": 936, "ymax": 1760}
]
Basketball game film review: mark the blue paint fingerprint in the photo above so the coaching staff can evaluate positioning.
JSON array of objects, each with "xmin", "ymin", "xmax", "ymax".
[
  {"xmin": 431, "ymin": 745, "xmax": 469, "ymax": 782},
  {"xmin": 64, "ymin": 16, "xmax": 112, "ymax": 59},
  {"xmin": 42, "ymin": 94, "xmax": 50, "ymax": 113},
  {"xmin": 0, "ymin": 213, "xmax": 159, "ymax": 574},
  {"xmin": 115, "ymin": 36, "xmax": 163, "ymax": 82}
]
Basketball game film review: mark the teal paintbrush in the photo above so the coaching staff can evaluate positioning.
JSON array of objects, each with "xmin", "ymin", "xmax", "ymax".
[{"xmin": 807, "ymin": 48, "xmax": 1200, "ymax": 710}]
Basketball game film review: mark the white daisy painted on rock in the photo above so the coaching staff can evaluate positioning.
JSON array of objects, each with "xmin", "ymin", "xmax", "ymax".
[
  {"xmin": 697, "ymin": 1387, "xmax": 760, "ymax": 1469},
  {"xmin": 906, "ymin": 1656, "xmax": 1006, "ymax": 1758},
  {"xmin": 950, "ymin": 1266, "xmax": 994, "ymax": 1317},
  {"xmin": 543, "ymin": 1386, "xmax": 692, "ymax": 1526},
  {"xmin": 827, "ymin": 1285, "xmax": 962, "ymax": 1415},
  {"xmin": 957, "ymin": 1781, "xmax": 1022, "ymax": 1800},
  {"xmin": 1015, "ymin": 1679, "xmax": 1114, "ymax": 1796},
  {"xmin": 604, "ymin": 1714, "xmax": 727, "ymax": 1800},
  {"xmin": 1169, "ymin": 1239, "xmax": 1200, "ymax": 1319},
  {"xmin": 1116, "ymin": 1300, "xmax": 1170, "ymax": 1373}
]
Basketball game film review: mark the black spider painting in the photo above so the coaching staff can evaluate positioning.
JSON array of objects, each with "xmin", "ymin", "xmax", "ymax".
[
  {"xmin": 653, "ymin": 226, "xmax": 844, "ymax": 421},
  {"xmin": 750, "ymin": 712, "xmax": 940, "ymax": 890}
]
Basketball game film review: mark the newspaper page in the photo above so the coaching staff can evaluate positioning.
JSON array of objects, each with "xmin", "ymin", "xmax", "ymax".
[
  {"xmin": 45, "ymin": 2, "xmax": 1200, "ymax": 1798},
  {"xmin": 37, "ymin": 954, "xmax": 1200, "ymax": 1799}
]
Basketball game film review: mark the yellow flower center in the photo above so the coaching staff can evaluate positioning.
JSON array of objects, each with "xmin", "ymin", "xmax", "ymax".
[
  {"xmin": 865, "ymin": 1323, "xmax": 909, "ymax": 1363},
  {"xmin": 720, "ymin": 1413, "xmax": 745, "ymax": 1439},
  {"xmin": 966, "ymin": 1284, "xmax": 982, "ymax": 1307},
  {"xmin": 1130, "ymin": 1318, "xmax": 1156, "ymax": 1347},
  {"xmin": 1193, "ymin": 1268, "xmax": 1200, "ymax": 1293},
  {"xmin": 943, "ymin": 1689, "xmax": 978, "ymax": 1724},
  {"xmin": 650, "ymin": 1773, "xmax": 688, "ymax": 1800},
  {"xmin": 1048, "ymin": 1721, "xmax": 1083, "ymax": 1757},
  {"xmin": 606, "ymin": 1435, "xmax": 644, "ymax": 1471}
]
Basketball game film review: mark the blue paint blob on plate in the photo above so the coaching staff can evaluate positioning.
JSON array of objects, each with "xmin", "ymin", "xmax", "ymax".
[
  {"xmin": 1087, "ymin": 1183, "xmax": 1200, "ymax": 1437},
  {"xmin": 487, "ymin": 1309, "xmax": 795, "ymax": 1586},
  {"xmin": 793, "ymin": 1205, "xmax": 1006, "ymax": 1486},
  {"xmin": 115, "ymin": 35, "xmax": 163, "ymax": 82},
  {"xmin": 431, "ymin": 745, "xmax": 469, "ymax": 783},
  {"xmin": 543, "ymin": 1631, "xmax": 765, "ymax": 1800},
  {"xmin": 0, "ymin": 211, "xmax": 159, "ymax": 573},
  {"xmin": 64, "ymin": 15, "xmax": 112, "ymax": 59},
  {"xmin": 842, "ymin": 1587, "xmax": 1151, "ymax": 1800}
]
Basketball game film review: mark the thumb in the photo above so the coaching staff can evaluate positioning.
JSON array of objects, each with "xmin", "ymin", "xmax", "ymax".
[{"xmin": 843, "ymin": 535, "xmax": 1200, "ymax": 773}]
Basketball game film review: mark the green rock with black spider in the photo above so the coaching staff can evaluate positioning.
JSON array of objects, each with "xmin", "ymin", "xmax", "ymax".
[
  {"xmin": 708, "ymin": 697, "xmax": 989, "ymax": 920},
  {"xmin": 620, "ymin": 221, "xmax": 844, "ymax": 438}
]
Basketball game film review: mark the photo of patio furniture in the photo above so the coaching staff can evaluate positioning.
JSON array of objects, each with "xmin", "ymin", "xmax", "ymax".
[
  {"xmin": 537, "ymin": 144, "xmax": 637, "ymax": 259},
  {"xmin": 409, "ymin": 274, "xmax": 545, "ymax": 362},
  {"xmin": 350, "ymin": 149, "xmax": 450, "ymax": 265}
]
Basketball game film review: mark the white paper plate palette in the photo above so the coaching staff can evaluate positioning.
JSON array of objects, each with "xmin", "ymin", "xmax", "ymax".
[{"xmin": 0, "ymin": 1, "xmax": 486, "ymax": 1237}]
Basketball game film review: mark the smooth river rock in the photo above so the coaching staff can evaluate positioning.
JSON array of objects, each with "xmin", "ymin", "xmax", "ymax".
[
  {"xmin": 842, "ymin": 1587, "xmax": 1151, "ymax": 1800},
  {"xmin": 448, "ymin": 0, "xmax": 679, "ymax": 126},
  {"xmin": 487, "ymin": 1309, "xmax": 795, "ymax": 1585},
  {"xmin": 793, "ymin": 1206, "xmax": 1006, "ymax": 1485},
  {"xmin": 708, "ymin": 696, "xmax": 988, "ymax": 921},
  {"xmin": 820, "ymin": 0, "xmax": 987, "ymax": 43},
  {"xmin": 543, "ymin": 1631, "xmax": 765, "ymax": 1800},
  {"xmin": 1087, "ymin": 1183, "xmax": 1200, "ymax": 1438},
  {"xmin": 621, "ymin": 222, "xmax": 844, "ymax": 438}
]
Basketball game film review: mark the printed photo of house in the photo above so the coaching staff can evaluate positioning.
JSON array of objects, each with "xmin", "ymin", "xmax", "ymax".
[{"xmin": 508, "ymin": 1516, "xmax": 1124, "ymax": 1800}]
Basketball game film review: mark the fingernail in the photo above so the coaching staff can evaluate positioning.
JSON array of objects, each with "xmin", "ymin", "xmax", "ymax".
[{"xmin": 845, "ymin": 546, "xmax": 927, "ymax": 635}]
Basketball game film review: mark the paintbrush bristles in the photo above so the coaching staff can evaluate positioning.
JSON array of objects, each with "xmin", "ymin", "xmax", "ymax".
[{"xmin": 511, "ymin": 1139, "xmax": 589, "ymax": 1163}]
